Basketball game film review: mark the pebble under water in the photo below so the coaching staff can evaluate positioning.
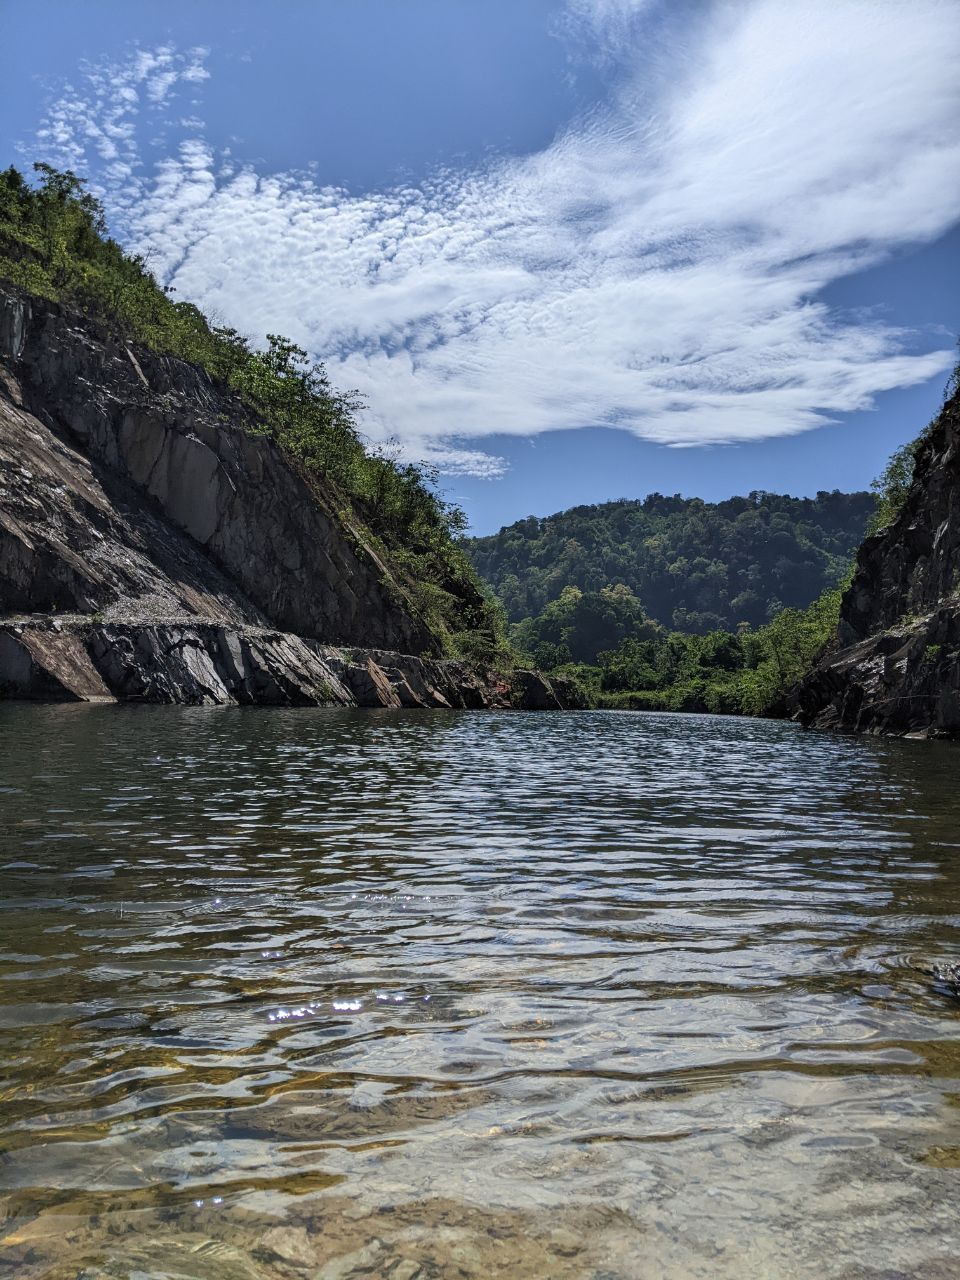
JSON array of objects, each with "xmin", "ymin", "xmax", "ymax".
[{"xmin": 0, "ymin": 704, "xmax": 958, "ymax": 1279}]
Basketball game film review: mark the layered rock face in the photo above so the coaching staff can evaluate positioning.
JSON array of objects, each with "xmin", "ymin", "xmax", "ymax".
[
  {"xmin": 0, "ymin": 286, "xmax": 428, "ymax": 649},
  {"xmin": 0, "ymin": 618, "xmax": 582, "ymax": 709},
  {"xmin": 0, "ymin": 287, "xmax": 581, "ymax": 710},
  {"xmin": 798, "ymin": 385, "xmax": 960, "ymax": 737}
]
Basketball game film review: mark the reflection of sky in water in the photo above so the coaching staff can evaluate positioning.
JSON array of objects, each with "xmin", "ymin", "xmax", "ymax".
[{"xmin": 0, "ymin": 705, "xmax": 958, "ymax": 1278}]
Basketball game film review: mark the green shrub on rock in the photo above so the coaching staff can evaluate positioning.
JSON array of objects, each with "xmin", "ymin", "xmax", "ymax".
[{"xmin": 0, "ymin": 162, "xmax": 508, "ymax": 664}]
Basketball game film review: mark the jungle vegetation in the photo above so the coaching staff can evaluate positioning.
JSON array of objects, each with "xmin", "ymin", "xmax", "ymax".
[
  {"xmin": 496, "ymin": 356, "xmax": 958, "ymax": 715},
  {"xmin": 466, "ymin": 489, "xmax": 873, "ymax": 634},
  {"xmin": 516, "ymin": 581, "xmax": 846, "ymax": 716}
]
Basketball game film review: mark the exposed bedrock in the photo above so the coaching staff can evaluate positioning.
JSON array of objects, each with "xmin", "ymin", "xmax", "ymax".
[
  {"xmin": 0, "ymin": 285, "xmax": 428, "ymax": 651},
  {"xmin": 0, "ymin": 620, "xmax": 583, "ymax": 710},
  {"xmin": 798, "ymin": 386, "xmax": 960, "ymax": 737},
  {"xmin": 0, "ymin": 286, "xmax": 583, "ymax": 710}
]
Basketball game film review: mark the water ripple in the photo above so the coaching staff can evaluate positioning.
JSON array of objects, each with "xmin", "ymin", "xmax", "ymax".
[{"xmin": 0, "ymin": 705, "xmax": 958, "ymax": 1278}]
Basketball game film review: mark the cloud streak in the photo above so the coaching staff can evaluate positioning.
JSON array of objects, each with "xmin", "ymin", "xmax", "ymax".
[{"xmin": 26, "ymin": 1, "xmax": 960, "ymax": 475}]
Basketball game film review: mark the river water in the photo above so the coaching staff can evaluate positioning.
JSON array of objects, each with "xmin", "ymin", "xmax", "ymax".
[{"xmin": 0, "ymin": 705, "xmax": 958, "ymax": 1279}]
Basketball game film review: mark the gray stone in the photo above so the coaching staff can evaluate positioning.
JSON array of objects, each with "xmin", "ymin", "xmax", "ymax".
[
  {"xmin": 313, "ymin": 1239, "xmax": 384, "ymax": 1279},
  {"xmin": 390, "ymin": 1261, "xmax": 422, "ymax": 1280},
  {"xmin": 0, "ymin": 283, "xmax": 430, "ymax": 652},
  {"xmin": 547, "ymin": 1228, "xmax": 583, "ymax": 1257},
  {"xmin": 0, "ymin": 283, "xmax": 582, "ymax": 712},
  {"xmin": 260, "ymin": 1225, "xmax": 317, "ymax": 1269},
  {"xmin": 798, "ymin": 383, "xmax": 960, "ymax": 738}
]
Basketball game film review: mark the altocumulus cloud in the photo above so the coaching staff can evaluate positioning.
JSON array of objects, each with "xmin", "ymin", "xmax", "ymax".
[{"xmin": 24, "ymin": 0, "xmax": 960, "ymax": 476}]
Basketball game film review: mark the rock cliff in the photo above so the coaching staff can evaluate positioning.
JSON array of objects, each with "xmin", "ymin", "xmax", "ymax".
[
  {"xmin": 798, "ymin": 383, "xmax": 960, "ymax": 737},
  {"xmin": 0, "ymin": 286, "xmax": 582, "ymax": 710}
]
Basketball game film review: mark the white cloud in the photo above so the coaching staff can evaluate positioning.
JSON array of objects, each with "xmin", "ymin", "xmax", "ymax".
[
  {"xmin": 25, "ymin": 2, "xmax": 960, "ymax": 476},
  {"xmin": 555, "ymin": 0, "xmax": 661, "ymax": 65},
  {"xmin": 27, "ymin": 45, "xmax": 210, "ymax": 190}
]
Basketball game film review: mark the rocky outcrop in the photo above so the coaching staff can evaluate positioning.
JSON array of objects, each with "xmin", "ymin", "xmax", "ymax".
[
  {"xmin": 0, "ymin": 285, "xmax": 429, "ymax": 650},
  {"xmin": 0, "ymin": 285, "xmax": 584, "ymax": 710},
  {"xmin": 798, "ymin": 384, "xmax": 960, "ymax": 737},
  {"xmin": 0, "ymin": 618, "xmax": 582, "ymax": 709}
]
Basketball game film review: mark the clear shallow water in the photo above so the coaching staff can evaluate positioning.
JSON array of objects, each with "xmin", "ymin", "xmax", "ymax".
[{"xmin": 0, "ymin": 705, "xmax": 958, "ymax": 1280}]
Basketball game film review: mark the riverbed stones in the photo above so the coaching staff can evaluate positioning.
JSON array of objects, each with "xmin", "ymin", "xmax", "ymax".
[
  {"xmin": 313, "ymin": 1238, "xmax": 385, "ymax": 1279},
  {"xmin": 389, "ymin": 1261, "xmax": 422, "ymax": 1280},
  {"xmin": 259, "ymin": 1225, "xmax": 317, "ymax": 1269}
]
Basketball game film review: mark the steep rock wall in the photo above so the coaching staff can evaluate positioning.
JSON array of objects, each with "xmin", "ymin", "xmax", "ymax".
[
  {"xmin": 0, "ymin": 285, "xmax": 584, "ymax": 711},
  {"xmin": 798, "ymin": 386, "xmax": 960, "ymax": 737},
  {"xmin": 0, "ymin": 286, "xmax": 431, "ymax": 652}
]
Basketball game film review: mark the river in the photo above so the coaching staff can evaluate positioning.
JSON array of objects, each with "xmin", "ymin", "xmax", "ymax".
[{"xmin": 0, "ymin": 705, "xmax": 958, "ymax": 1278}]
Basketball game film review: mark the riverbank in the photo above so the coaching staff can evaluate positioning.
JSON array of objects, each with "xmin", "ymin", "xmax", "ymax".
[{"xmin": 0, "ymin": 616, "xmax": 583, "ymax": 708}]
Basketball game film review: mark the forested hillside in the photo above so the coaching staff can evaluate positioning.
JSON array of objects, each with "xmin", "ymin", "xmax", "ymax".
[
  {"xmin": 0, "ymin": 163, "xmax": 507, "ymax": 662},
  {"xmin": 510, "ymin": 581, "xmax": 847, "ymax": 716},
  {"xmin": 481, "ymin": 368, "xmax": 958, "ymax": 720},
  {"xmin": 466, "ymin": 491, "xmax": 873, "ymax": 633}
]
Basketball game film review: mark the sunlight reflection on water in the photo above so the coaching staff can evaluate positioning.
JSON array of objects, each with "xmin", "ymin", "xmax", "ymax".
[{"xmin": 0, "ymin": 704, "xmax": 958, "ymax": 1279}]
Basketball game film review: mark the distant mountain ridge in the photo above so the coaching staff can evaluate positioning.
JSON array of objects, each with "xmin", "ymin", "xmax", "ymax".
[{"xmin": 465, "ymin": 490, "xmax": 874, "ymax": 633}]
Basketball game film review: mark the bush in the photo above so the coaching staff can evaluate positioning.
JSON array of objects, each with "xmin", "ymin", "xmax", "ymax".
[{"xmin": 518, "ymin": 581, "xmax": 845, "ymax": 717}]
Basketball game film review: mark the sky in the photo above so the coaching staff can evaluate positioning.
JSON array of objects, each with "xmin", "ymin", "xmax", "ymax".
[{"xmin": 2, "ymin": 0, "xmax": 958, "ymax": 535}]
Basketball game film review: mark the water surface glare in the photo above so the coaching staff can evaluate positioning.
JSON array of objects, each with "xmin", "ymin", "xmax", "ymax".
[{"xmin": 1, "ymin": 705, "xmax": 959, "ymax": 1279}]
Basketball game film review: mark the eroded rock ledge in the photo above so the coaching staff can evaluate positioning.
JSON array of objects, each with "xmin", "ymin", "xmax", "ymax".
[
  {"xmin": 0, "ymin": 618, "xmax": 584, "ymax": 709},
  {"xmin": 0, "ymin": 285, "xmax": 584, "ymax": 710}
]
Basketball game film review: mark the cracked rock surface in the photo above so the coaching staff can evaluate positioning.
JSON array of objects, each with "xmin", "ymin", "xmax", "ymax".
[
  {"xmin": 0, "ymin": 286, "xmax": 584, "ymax": 711},
  {"xmin": 798, "ymin": 384, "xmax": 960, "ymax": 737}
]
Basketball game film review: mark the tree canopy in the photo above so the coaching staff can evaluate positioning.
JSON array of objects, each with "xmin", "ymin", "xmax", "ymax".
[
  {"xmin": 521, "ymin": 582, "xmax": 846, "ymax": 717},
  {"xmin": 465, "ymin": 490, "xmax": 873, "ymax": 634}
]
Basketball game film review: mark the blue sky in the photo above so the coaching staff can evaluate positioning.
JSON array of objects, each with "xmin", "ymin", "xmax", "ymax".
[{"xmin": 2, "ymin": 0, "xmax": 958, "ymax": 534}]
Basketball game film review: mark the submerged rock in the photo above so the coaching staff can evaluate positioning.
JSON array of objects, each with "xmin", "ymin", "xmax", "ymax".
[
  {"xmin": 928, "ymin": 962, "xmax": 960, "ymax": 1001},
  {"xmin": 258, "ymin": 1225, "xmax": 317, "ymax": 1269},
  {"xmin": 314, "ymin": 1239, "xmax": 385, "ymax": 1279}
]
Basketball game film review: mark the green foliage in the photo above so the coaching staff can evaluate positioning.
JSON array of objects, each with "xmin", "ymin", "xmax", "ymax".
[
  {"xmin": 466, "ymin": 490, "xmax": 873, "ymax": 633},
  {"xmin": 468, "ymin": 486, "xmax": 880, "ymax": 632},
  {"xmin": 511, "ymin": 583, "xmax": 661, "ymax": 664},
  {"xmin": 867, "ymin": 439, "xmax": 919, "ymax": 535},
  {"xmin": 0, "ymin": 162, "xmax": 507, "ymax": 662},
  {"xmin": 516, "ymin": 582, "xmax": 844, "ymax": 717},
  {"xmin": 866, "ymin": 353, "xmax": 959, "ymax": 536}
]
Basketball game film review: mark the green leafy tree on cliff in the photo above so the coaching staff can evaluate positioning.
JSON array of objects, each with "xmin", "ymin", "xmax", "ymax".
[{"xmin": 0, "ymin": 162, "xmax": 505, "ymax": 663}]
